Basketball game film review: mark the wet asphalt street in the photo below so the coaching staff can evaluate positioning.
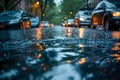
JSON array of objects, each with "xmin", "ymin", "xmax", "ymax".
[{"xmin": 0, "ymin": 26, "xmax": 120, "ymax": 80}]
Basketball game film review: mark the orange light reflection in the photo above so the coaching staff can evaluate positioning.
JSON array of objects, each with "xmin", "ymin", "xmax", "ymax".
[
  {"xmin": 78, "ymin": 28, "xmax": 85, "ymax": 38},
  {"xmin": 64, "ymin": 27, "xmax": 72, "ymax": 37},
  {"xmin": 66, "ymin": 60, "xmax": 72, "ymax": 63},
  {"xmin": 111, "ymin": 53, "xmax": 120, "ymax": 62},
  {"xmin": 112, "ymin": 43, "xmax": 120, "ymax": 51},
  {"xmin": 36, "ymin": 43, "xmax": 43, "ymax": 51},
  {"xmin": 78, "ymin": 58, "xmax": 86, "ymax": 64},
  {"xmin": 112, "ymin": 31, "xmax": 120, "ymax": 39},
  {"xmin": 35, "ymin": 28, "xmax": 42, "ymax": 40},
  {"xmin": 36, "ymin": 53, "xmax": 42, "ymax": 59}
]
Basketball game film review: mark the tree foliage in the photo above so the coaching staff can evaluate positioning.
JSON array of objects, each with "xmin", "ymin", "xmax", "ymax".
[
  {"xmin": 0, "ymin": 0, "xmax": 21, "ymax": 12},
  {"xmin": 44, "ymin": 0, "xmax": 56, "ymax": 22},
  {"xmin": 45, "ymin": 6, "xmax": 60, "ymax": 24},
  {"xmin": 60, "ymin": 0, "xmax": 83, "ymax": 19},
  {"xmin": 37, "ymin": 0, "xmax": 55, "ymax": 20}
]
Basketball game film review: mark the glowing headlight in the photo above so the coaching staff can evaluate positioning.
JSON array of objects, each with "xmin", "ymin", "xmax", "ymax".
[
  {"xmin": 68, "ymin": 22, "xmax": 71, "ymax": 24},
  {"xmin": 112, "ymin": 12, "xmax": 120, "ymax": 17},
  {"xmin": 79, "ymin": 17, "xmax": 85, "ymax": 21},
  {"xmin": 62, "ymin": 23, "xmax": 65, "ymax": 26}
]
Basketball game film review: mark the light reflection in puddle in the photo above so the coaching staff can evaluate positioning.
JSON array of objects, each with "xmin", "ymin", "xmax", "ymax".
[
  {"xmin": 64, "ymin": 27, "xmax": 72, "ymax": 37},
  {"xmin": 112, "ymin": 43, "xmax": 120, "ymax": 51},
  {"xmin": 36, "ymin": 53, "xmax": 42, "ymax": 59},
  {"xmin": 78, "ymin": 44, "xmax": 84, "ymax": 48},
  {"xmin": 78, "ymin": 28, "xmax": 85, "ymax": 38},
  {"xmin": 41, "ymin": 64, "xmax": 81, "ymax": 80},
  {"xmin": 0, "ymin": 26, "xmax": 119, "ymax": 80},
  {"xmin": 36, "ymin": 43, "xmax": 44, "ymax": 51},
  {"xmin": 66, "ymin": 60, "xmax": 72, "ymax": 63},
  {"xmin": 111, "ymin": 53, "xmax": 120, "ymax": 62},
  {"xmin": 35, "ymin": 27, "xmax": 43, "ymax": 40},
  {"xmin": 78, "ymin": 58, "xmax": 86, "ymax": 64},
  {"xmin": 112, "ymin": 31, "xmax": 120, "ymax": 39}
]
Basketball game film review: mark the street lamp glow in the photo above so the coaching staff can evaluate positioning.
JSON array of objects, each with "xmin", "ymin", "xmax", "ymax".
[
  {"xmin": 70, "ymin": 11, "xmax": 73, "ymax": 14},
  {"xmin": 64, "ymin": 17, "xmax": 67, "ymax": 19},
  {"xmin": 43, "ymin": 13, "xmax": 45, "ymax": 16},
  {"xmin": 62, "ymin": 19, "xmax": 64, "ymax": 22},
  {"xmin": 36, "ymin": 2, "xmax": 39, "ymax": 4}
]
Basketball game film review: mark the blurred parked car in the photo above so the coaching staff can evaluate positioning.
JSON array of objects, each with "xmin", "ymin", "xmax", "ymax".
[
  {"xmin": 0, "ymin": 10, "xmax": 31, "ymax": 29},
  {"xmin": 62, "ymin": 19, "xmax": 74, "ymax": 27},
  {"xmin": 39, "ymin": 21, "xmax": 51, "ymax": 27},
  {"xmin": 30, "ymin": 17, "xmax": 41, "ymax": 28},
  {"xmin": 62, "ymin": 20, "xmax": 68, "ymax": 27},
  {"xmin": 91, "ymin": 0, "xmax": 120, "ymax": 30},
  {"xmin": 67, "ymin": 19, "xmax": 75, "ymax": 27},
  {"xmin": 50, "ymin": 22, "xmax": 54, "ymax": 27},
  {"xmin": 74, "ymin": 10, "xmax": 91, "ymax": 27}
]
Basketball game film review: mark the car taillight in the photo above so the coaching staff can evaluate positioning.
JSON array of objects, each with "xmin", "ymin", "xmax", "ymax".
[
  {"xmin": 75, "ymin": 19, "xmax": 79, "ymax": 25},
  {"xmin": 27, "ymin": 21, "xmax": 31, "ymax": 25},
  {"xmin": 92, "ymin": 17, "xmax": 99, "ymax": 25}
]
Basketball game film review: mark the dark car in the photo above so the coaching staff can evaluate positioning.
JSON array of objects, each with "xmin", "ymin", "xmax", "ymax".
[
  {"xmin": 74, "ymin": 10, "xmax": 91, "ymax": 27},
  {"xmin": 0, "ymin": 10, "xmax": 31, "ymax": 29},
  {"xmin": 91, "ymin": 0, "xmax": 120, "ymax": 30}
]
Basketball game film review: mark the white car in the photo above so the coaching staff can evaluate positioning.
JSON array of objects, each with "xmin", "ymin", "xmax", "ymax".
[
  {"xmin": 39, "ymin": 21, "xmax": 50, "ymax": 27},
  {"xmin": 74, "ymin": 10, "xmax": 91, "ymax": 28}
]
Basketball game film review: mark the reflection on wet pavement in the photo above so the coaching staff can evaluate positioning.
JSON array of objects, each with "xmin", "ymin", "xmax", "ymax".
[
  {"xmin": 112, "ymin": 31, "xmax": 120, "ymax": 39},
  {"xmin": 40, "ymin": 64, "xmax": 82, "ymax": 80},
  {"xmin": 0, "ymin": 26, "xmax": 120, "ymax": 80}
]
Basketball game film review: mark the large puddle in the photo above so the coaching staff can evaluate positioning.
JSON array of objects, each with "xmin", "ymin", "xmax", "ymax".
[{"xmin": 0, "ymin": 26, "xmax": 120, "ymax": 80}]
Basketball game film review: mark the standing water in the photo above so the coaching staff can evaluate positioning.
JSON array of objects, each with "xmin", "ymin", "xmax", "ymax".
[{"xmin": 0, "ymin": 26, "xmax": 120, "ymax": 80}]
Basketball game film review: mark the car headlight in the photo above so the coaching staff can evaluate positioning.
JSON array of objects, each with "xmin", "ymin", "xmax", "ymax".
[
  {"xmin": 62, "ymin": 23, "xmax": 65, "ymax": 26},
  {"xmin": 112, "ymin": 12, "xmax": 120, "ymax": 17},
  {"xmin": 68, "ymin": 22, "xmax": 71, "ymax": 24},
  {"xmin": 79, "ymin": 17, "xmax": 85, "ymax": 21}
]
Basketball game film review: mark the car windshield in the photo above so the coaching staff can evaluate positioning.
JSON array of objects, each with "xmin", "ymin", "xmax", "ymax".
[{"xmin": 80, "ymin": 11, "xmax": 91, "ymax": 15}]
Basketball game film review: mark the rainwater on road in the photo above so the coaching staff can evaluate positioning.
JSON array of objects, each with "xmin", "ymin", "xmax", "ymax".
[{"xmin": 0, "ymin": 26, "xmax": 120, "ymax": 80}]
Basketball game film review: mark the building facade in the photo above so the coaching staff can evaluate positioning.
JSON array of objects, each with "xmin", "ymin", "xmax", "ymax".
[{"xmin": 81, "ymin": 0, "xmax": 103, "ymax": 10}]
